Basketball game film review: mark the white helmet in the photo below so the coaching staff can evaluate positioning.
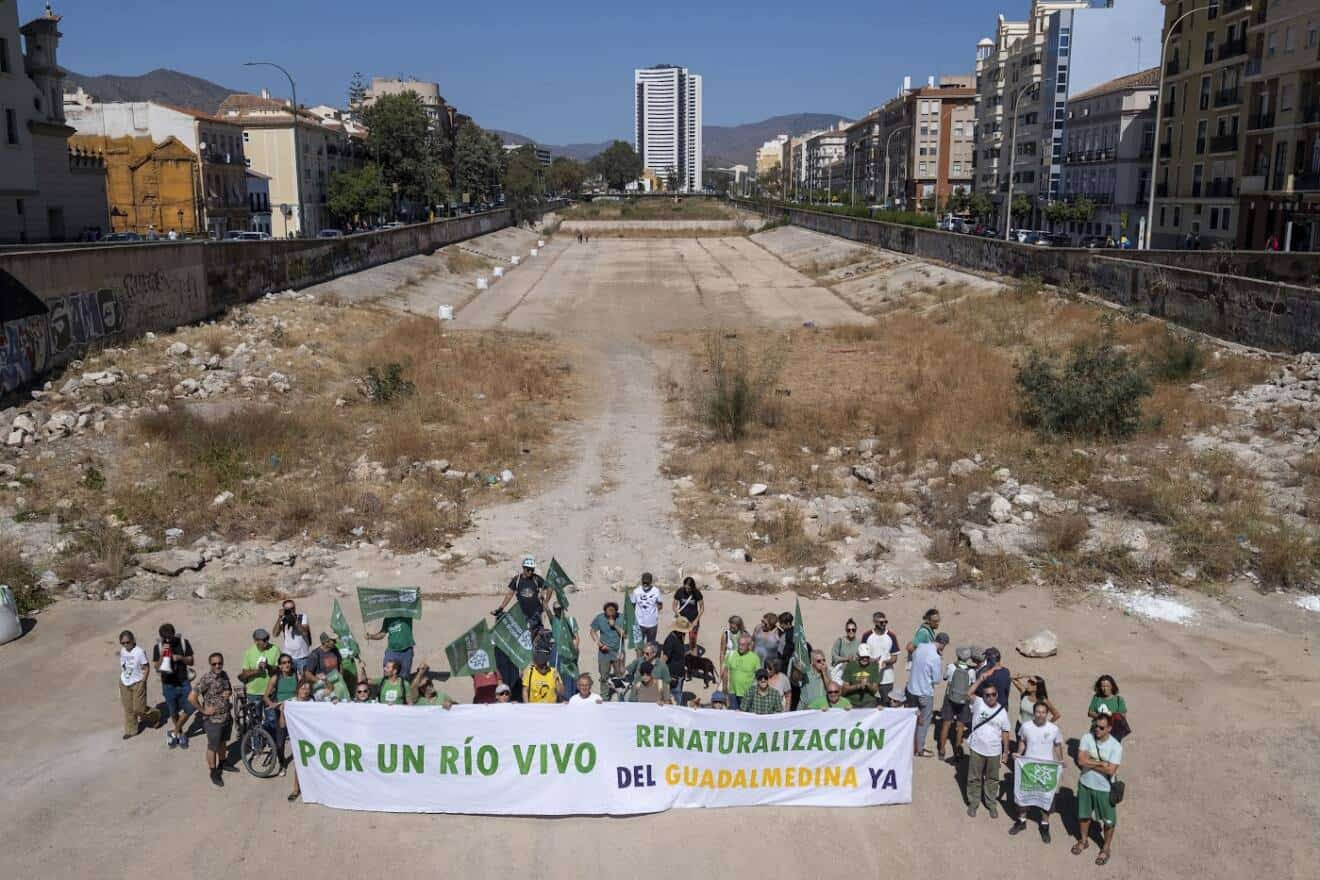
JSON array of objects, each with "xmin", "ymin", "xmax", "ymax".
[{"xmin": 521, "ymin": 555, "xmax": 536, "ymax": 570}]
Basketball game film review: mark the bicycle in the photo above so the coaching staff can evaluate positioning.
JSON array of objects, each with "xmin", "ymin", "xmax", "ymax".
[{"xmin": 231, "ymin": 692, "xmax": 281, "ymax": 778}]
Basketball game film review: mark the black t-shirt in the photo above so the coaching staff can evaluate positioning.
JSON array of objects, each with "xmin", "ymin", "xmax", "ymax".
[
  {"xmin": 310, "ymin": 646, "xmax": 342, "ymax": 676},
  {"xmin": 661, "ymin": 631, "xmax": 687, "ymax": 681},
  {"xmin": 673, "ymin": 587, "xmax": 703, "ymax": 622},
  {"xmin": 152, "ymin": 636, "xmax": 193, "ymax": 686},
  {"xmin": 508, "ymin": 573, "xmax": 546, "ymax": 620}
]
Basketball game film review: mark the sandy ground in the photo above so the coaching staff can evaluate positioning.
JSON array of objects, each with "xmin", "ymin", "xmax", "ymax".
[{"xmin": 3, "ymin": 229, "xmax": 1319, "ymax": 880}]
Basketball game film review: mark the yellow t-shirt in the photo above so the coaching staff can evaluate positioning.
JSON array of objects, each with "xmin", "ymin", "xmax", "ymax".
[{"xmin": 522, "ymin": 666, "xmax": 561, "ymax": 703}]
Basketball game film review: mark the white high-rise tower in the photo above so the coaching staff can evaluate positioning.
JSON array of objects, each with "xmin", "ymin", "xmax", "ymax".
[{"xmin": 634, "ymin": 65, "xmax": 702, "ymax": 192}]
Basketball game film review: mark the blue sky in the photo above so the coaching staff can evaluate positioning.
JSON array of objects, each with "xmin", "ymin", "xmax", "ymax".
[{"xmin": 24, "ymin": 0, "xmax": 1146, "ymax": 144}]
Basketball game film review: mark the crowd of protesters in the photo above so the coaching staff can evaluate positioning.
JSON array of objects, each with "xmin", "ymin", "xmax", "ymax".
[{"xmin": 116, "ymin": 558, "xmax": 1130, "ymax": 864}]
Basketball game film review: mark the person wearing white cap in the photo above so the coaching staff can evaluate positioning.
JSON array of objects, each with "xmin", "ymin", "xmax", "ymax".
[{"xmin": 494, "ymin": 555, "xmax": 550, "ymax": 635}]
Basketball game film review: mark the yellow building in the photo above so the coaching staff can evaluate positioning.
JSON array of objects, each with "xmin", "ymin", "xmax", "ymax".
[{"xmin": 70, "ymin": 134, "xmax": 199, "ymax": 235}]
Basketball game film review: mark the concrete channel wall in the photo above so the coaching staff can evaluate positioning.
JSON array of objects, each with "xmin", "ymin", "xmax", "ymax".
[
  {"xmin": 0, "ymin": 209, "xmax": 512, "ymax": 394},
  {"xmin": 733, "ymin": 200, "xmax": 1320, "ymax": 353}
]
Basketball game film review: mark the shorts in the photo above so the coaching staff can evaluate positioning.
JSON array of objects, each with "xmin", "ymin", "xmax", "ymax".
[
  {"xmin": 203, "ymin": 717, "xmax": 232, "ymax": 752},
  {"xmin": 941, "ymin": 695, "xmax": 969, "ymax": 726},
  {"xmin": 1077, "ymin": 783, "xmax": 1117, "ymax": 826},
  {"xmin": 162, "ymin": 682, "xmax": 192, "ymax": 718}
]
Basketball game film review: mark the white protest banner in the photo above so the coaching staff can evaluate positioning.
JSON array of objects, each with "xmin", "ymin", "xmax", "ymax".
[
  {"xmin": 285, "ymin": 702, "xmax": 915, "ymax": 815},
  {"xmin": 1014, "ymin": 757, "xmax": 1063, "ymax": 810}
]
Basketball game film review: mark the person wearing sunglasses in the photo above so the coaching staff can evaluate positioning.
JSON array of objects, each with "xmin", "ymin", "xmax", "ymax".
[
  {"xmin": 262, "ymin": 653, "xmax": 300, "ymax": 774},
  {"xmin": 831, "ymin": 618, "xmax": 860, "ymax": 669},
  {"xmin": 188, "ymin": 653, "xmax": 234, "ymax": 787},
  {"xmin": 493, "ymin": 683, "xmax": 512, "ymax": 702},
  {"xmin": 806, "ymin": 683, "xmax": 852, "ymax": 710},
  {"xmin": 117, "ymin": 630, "xmax": 161, "ymax": 740}
]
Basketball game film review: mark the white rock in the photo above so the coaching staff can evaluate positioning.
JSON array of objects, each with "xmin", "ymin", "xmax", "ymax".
[
  {"xmin": 989, "ymin": 494, "xmax": 1013, "ymax": 523},
  {"xmin": 993, "ymin": 467, "xmax": 1012, "ymax": 481},
  {"xmin": 1016, "ymin": 629, "xmax": 1058, "ymax": 658},
  {"xmin": 166, "ymin": 342, "xmax": 190, "ymax": 357},
  {"xmin": 164, "ymin": 527, "xmax": 184, "ymax": 546},
  {"xmin": 500, "ymin": 469, "xmax": 515, "ymax": 483},
  {"xmin": 1012, "ymin": 492, "xmax": 1038, "ymax": 508},
  {"xmin": 212, "ymin": 491, "xmax": 234, "ymax": 507},
  {"xmin": 949, "ymin": 458, "xmax": 979, "ymax": 478},
  {"xmin": 5, "ymin": 430, "xmax": 24, "ymax": 447},
  {"xmin": 728, "ymin": 548, "xmax": 750, "ymax": 562},
  {"xmin": 265, "ymin": 550, "xmax": 297, "ymax": 566},
  {"xmin": 1121, "ymin": 526, "xmax": 1150, "ymax": 553},
  {"xmin": 748, "ymin": 483, "xmax": 768, "ymax": 496},
  {"xmin": 12, "ymin": 413, "xmax": 37, "ymax": 434},
  {"xmin": 852, "ymin": 465, "xmax": 877, "ymax": 484},
  {"xmin": 138, "ymin": 549, "xmax": 204, "ymax": 576}
]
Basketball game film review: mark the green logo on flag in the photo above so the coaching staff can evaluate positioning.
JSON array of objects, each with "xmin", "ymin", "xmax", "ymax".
[
  {"xmin": 623, "ymin": 590, "xmax": 642, "ymax": 649},
  {"xmin": 357, "ymin": 587, "xmax": 422, "ymax": 623},
  {"xmin": 446, "ymin": 619, "xmax": 496, "ymax": 678},
  {"xmin": 1019, "ymin": 760, "xmax": 1061, "ymax": 793},
  {"xmin": 491, "ymin": 604, "xmax": 534, "ymax": 668},
  {"xmin": 544, "ymin": 558, "xmax": 574, "ymax": 611}
]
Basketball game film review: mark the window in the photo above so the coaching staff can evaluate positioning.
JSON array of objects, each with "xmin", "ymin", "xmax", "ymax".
[
  {"xmin": 1285, "ymin": 26, "xmax": 1296, "ymax": 53},
  {"xmin": 16, "ymin": 198, "xmax": 23, "ymax": 215},
  {"xmin": 919, "ymin": 162, "xmax": 928, "ymax": 174},
  {"xmin": 1208, "ymin": 0, "xmax": 1219, "ymax": 19},
  {"xmin": 0, "ymin": 37, "xmax": 9, "ymax": 73},
  {"xmin": 1282, "ymin": 85, "xmax": 1294, "ymax": 112},
  {"xmin": 243, "ymin": 131, "xmax": 250, "ymax": 142},
  {"xmin": 1210, "ymin": 207, "xmax": 1220, "ymax": 229},
  {"xmin": 953, "ymin": 162, "xmax": 962, "ymax": 173},
  {"xmin": 1268, "ymin": 30, "xmax": 1278, "ymax": 57},
  {"xmin": 1222, "ymin": 207, "xmax": 1231, "ymax": 229},
  {"xmin": 1174, "ymin": 206, "xmax": 1182, "ymax": 227},
  {"xmin": 1200, "ymin": 76, "xmax": 1211, "ymax": 110},
  {"xmin": 4, "ymin": 108, "xmax": 16, "ymax": 145},
  {"xmin": 1205, "ymin": 32, "xmax": 1215, "ymax": 65},
  {"xmin": 1160, "ymin": 206, "xmax": 1167, "ymax": 226},
  {"xmin": 1310, "ymin": 21, "xmax": 1319, "ymax": 49}
]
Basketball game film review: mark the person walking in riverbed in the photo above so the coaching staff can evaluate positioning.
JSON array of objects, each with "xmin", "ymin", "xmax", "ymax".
[{"xmin": 118, "ymin": 630, "xmax": 160, "ymax": 740}]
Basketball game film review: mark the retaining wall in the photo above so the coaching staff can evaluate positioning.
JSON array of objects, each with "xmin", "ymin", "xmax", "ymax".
[
  {"xmin": 0, "ymin": 209, "xmax": 511, "ymax": 393},
  {"xmin": 736, "ymin": 200, "xmax": 1320, "ymax": 353}
]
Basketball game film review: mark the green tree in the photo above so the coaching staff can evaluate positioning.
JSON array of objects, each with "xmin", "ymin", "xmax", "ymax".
[
  {"xmin": 1011, "ymin": 193, "xmax": 1032, "ymax": 223},
  {"xmin": 759, "ymin": 162, "xmax": 783, "ymax": 199},
  {"xmin": 590, "ymin": 140, "xmax": 643, "ymax": 191},
  {"xmin": 547, "ymin": 156, "xmax": 585, "ymax": 195},
  {"xmin": 969, "ymin": 192, "xmax": 993, "ymax": 220},
  {"xmin": 347, "ymin": 71, "xmax": 367, "ymax": 119},
  {"xmin": 666, "ymin": 169, "xmax": 681, "ymax": 193},
  {"xmin": 503, "ymin": 145, "xmax": 545, "ymax": 225},
  {"xmin": 1044, "ymin": 201, "xmax": 1072, "ymax": 225},
  {"xmin": 455, "ymin": 122, "xmax": 506, "ymax": 204},
  {"xmin": 327, "ymin": 164, "xmax": 393, "ymax": 226},
  {"xmin": 1072, "ymin": 196, "xmax": 1096, "ymax": 224},
  {"xmin": 360, "ymin": 92, "xmax": 448, "ymax": 215}
]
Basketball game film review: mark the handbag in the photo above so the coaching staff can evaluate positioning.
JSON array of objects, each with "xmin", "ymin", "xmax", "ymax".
[
  {"xmin": 1109, "ymin": 712, "xmax": 1131, "ymax": 741},
  {"xmin": 1109, "ymin": 777, "xmax": 1125, "ymax": 805}
]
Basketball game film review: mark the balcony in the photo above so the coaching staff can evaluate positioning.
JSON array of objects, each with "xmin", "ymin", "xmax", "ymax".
[
  {"xmin": 1249, "ymin": 112, "xmax": 1275, "ymax": 129},
  {"xmin": 1224, "ymin": 0, "xmax": 1250, "ymax": 11},
  {"xmin": 1215, "ymin": 87, "xmax": 1242, "ymax": 107},
  {"xmin": 1303, "ymin": 104, "xmax": 1320, "ymax": 124},
  {"xmin": 1159, "ymin": 142, "xmax": 1173, "ymax": 158},
  {"xmin": 1240, "ymin": 175, "xmax": 1265, "ymax": 194},
  {"xmin": 1165, "ymin": 56, "xmax": 1181, "ymax": 76},
  {"xmin": 1218, "ymin": 38, "xmax": 1248, "ymax": 61},
  {"xmin": 1210, "ymin": 133, "xmax": 1240, "ymax": 152},
  {"xmin": 1296, "ymin": 172, "xmax": 1320, "ymax": 191},
  {"xmin": 1207, "ymin": 178, "xmax": 1236, "ymax": 197},
  {"xmin": 1246, "ymin": 56, "xmax": 1263, "ymax": 76},
  {"xmin": 1156, "ymin": 182, "xmax": 1170, "ymax": 197}
]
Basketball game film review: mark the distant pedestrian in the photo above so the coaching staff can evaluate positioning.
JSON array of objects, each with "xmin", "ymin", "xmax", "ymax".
[
  {"xmin": 905, "ymin": 632, "xmax": 949, "ymax": 756},
  {"xmin": 939, "ymin": 646, "xmax": 974, "ymax": 761},
  {"xmin": 521, "ymin": 651, "xmax": 564, "ymax": 704},
  {"xmin": 189, "ymin": 652, "xmax": 234, "ymax": 787},
  {"xmin": 239, "ymin": 628, "xmax": 279, "ymax": 709},
  {"xmin": 377, "ymin": 659, "xmax": 408, "ymax": 706},
  {"xmin": 263, "ymin": 653, "xmax": 300, "ymax": 773},
  {"xmin": 153, "ymin": 623, "xmax": 193, "ymax": 749},
  {"xmin": 285, "ymin": 681, "xmax": 313, "ymax": 801},
  {"xmin": 588, "ymin": 601, "xmax": 625, "ymax": 699},
  {"xmin": 662, "ymin": 617, "xmax": 689, "ymax": 702},
  {"xmin": 964, "ymin": 684, "xmax": 1012, "ymax": 818},
  {"xmin": 724, "ymin": 633, "xmax": 760, "ymax": 709},
  {"xmin": 830, "ymin": 618, "xmax": 860, "ymax": 674},
  {"xmin": 626, "ymin": 661, "xmax": 668, "ymax": 703},
  {"xmin": 842, "ymin": 642, "xmax": 881, "ymax": 708},
  {"xmin": 494, "ymin": 556, "xmax": 550, "ymax": 639},
  {"xmin": 1012, "ymin": 674, "xmax": 1061, "ymax": 733},
  {"xmin": 752, "ymin": 612, "xmax": 781, "ymax": 662},
  {"xmin": 274, "ymin": 599, "xmax": 313, "ymax": 675},
  {"xmin": 1072, "ymin": 713, "xmax": 1123, "ymax": 865},
  {"xmin": 1088, "ymin": 674, "xmax": 1130, "ymax": 740},
  {"xmin": 673, "ymin": 576, "xmax": 704, "ymax": 647},
  {"xmin": 630, "ymin": 572, "xmax": 663, "ymax": 644},
  {"xmin": 1011, "ymin": 700, "xmax": 1065, "ymax": 842},
  {"xmin": 118, "ymin": 630, "xmax": 160, "ymax": 740},
  {"xmin": 863, "ymin": 612, "xmax": 899, "ymax": 705},
  {"xmin": 972, "ymin": 647, "xmax": 1011, "ymax": 709},
  {"xmin": 408, "ymin": 664, "xmax": 455, "ymax": 708}
]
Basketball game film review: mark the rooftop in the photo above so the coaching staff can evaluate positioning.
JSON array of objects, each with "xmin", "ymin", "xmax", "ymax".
[{"xmin": 1068, "ymin": 66, "xmax": 1160, "ymax": 103}]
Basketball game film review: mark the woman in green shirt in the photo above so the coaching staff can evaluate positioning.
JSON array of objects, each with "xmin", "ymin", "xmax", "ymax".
[
  {"xmin": 831, "ymin": 619, "xmax": 860, "ymax": 668},
  {"xmin": 263, "ymin": 654, "xmax": 300, "ymax": 774},
  {"xmin": 1088, "ymin": 675, "xmax": 1130, "ymax": 740}
]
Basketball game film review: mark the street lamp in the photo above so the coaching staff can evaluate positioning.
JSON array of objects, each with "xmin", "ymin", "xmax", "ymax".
[
  {"xmin": 244, "ymin": 61, "xmax": 303, "ymax": 237},
  {"xmin": 1143, "ymin": 3, "xmax": 1249, "ymax": 249},
  {"xmin": 1004, "ymin": 79, "xmax": 1041, "ymax": 241},
  {"xmin": 883, "ymin": 125, "xmax": 911, "ymax": 210}
]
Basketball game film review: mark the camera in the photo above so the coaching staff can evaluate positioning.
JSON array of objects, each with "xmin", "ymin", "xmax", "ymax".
[{"xmin": 281, "ymin": 608, "xmax": 298, "ymax": 628}]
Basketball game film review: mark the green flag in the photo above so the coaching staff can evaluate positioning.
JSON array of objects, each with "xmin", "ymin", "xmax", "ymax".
[
  {"xmin": 551, "ymin": 613, "xmax": 579, "ymax": 682},
  {"xmin": 793, "ymin": 597, "xmax": 810, "ymax": 674},
  {"xmin": 491, "ymin": 604, "xmax": 534, "ymax": 669},
  {"xmin": 330, "ymin": 599, "xmax": 362, "ymax": 679},
  {"xmin": 357, "ymin": 587, "xmax": 422, "ymax": 623},
  {"xmin": 622, "ymin": 589, "xmax": 642, "ymax": 649},
  {"xmin": 544, "ymin": 557, "xmax": 574, "ymax": 611},
  {"xmin": 445, "ymin": 618, "xmax": 497, "ymax": 678}
]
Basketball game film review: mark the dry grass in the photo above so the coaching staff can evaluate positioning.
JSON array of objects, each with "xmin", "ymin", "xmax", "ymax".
[
  {"xmin": 759, "ymin": 506, "xmax": 831, "ymax": 568},
  {"xmin": 444, "ymin": 247, "xmax": 492, "ymax": 276},
  {"xmin": 560, "ymin": 199, "xmax": 736, "ymax": 221},
  {"xmin": 1036, "ymin": 513, "xmax": 1090, "ymax": 553}
]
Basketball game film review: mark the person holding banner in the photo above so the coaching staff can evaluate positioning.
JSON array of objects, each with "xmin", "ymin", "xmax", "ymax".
[
  {"xmin": 378, "ymin": 660, "xmax": 408, "ymax": 706},
  {"xmin": 521, "ymin": 651, "xmax": 565, "ymax": 703},
  {"xmin": 263, "ymin": 653, "xmax": 301, "ymax": 774},
  {"xmin": 285, "ymin": 681, "xmax": 313, "ymax": 801},
  {"xmin": 408, "ymin": 665, "xmax": 456, "ymax": 708},
  {"xmin": 724, "ymin": 633, "xmax": 759, "ymax": 710},
  {"xmin": 1010, "ymin": 700, "xmax": 1065, "ymax": 842}
]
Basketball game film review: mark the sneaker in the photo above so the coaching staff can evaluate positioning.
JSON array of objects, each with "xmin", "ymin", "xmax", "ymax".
[
  {"xmin": 987, "ymin": 804, "xmax": 999, "ymax": 819},
  {"xmin": 1009, "ymin": 821, "xmax": 1027, "ymax": 835},
  {"xmin": 1039, "ymin": 825, "xmax": 1052, "ymax": 844},
  {"xmin": 967, "ymin": 805, "xmax": 978, "ymax": 818},
  {"xmin": 167, "ymin": 732, "xmax": 178, "ymax": 749},
  {"xmin": 178, "ymin": 735, "xmax": 189, "ymax": 750},
  {"xmin": 210, "ymin": 769, "xmax": 224, "ymax": 788}
]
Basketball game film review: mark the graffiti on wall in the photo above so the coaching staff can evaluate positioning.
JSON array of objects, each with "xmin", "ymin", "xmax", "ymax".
[{"xmin": 0, "ymin": 288, "xmax": 124, "ymax": 394}]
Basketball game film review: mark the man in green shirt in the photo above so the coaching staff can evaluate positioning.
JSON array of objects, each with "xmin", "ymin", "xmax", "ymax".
[
  {"xmin": 238, "ymin": 629, "xmax": 280, "ymax": 706},
  {"xmin": 724, "ymin": 633, "xmax": 760, "ymax": 710},
  {"xmin": 807, "ymin": 683, "xmax": 852, "ymax": 710},
  {"xmin": 377, "ymin": 659, "xmax": 408, "ymax": 706},
  {"xmin": 842, "ymin": 643, "xmax": 880, "ymax": 708},
  {"xmin": 367, "ymin": 616, "xmax": 416, "ymax": 678},
  {"xmin": 408, "ymin": 665, "xmax": 456, "ymax": 708},
  {"xmin": 798, "ymin": 649, "xmax": 831, "ymax": 708},
  {"xmin": 312, "ymin": 651, "xmax": 350, "ymax": 702},
  {"xmin": 588, "ymin": 602, "xmax": 625, "ymax": 699},
  {"xmin": 742, "ymin": 670, "xmax": 783, "ymax": 714}
]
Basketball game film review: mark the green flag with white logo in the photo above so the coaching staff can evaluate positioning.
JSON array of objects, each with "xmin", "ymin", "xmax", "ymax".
[
  {"xmin": 793, "ymin": 597, "xmax": 810, "ymax": 674},
  {"xmin": 357, "ymin": 586, "xmax": 422, "ymax": 622},
  {"xmin": 551, "ymin": 613, "xmax": 579, "ymax": 682},
  {"xmin": 446, "ymin": 618, "xmax": 497, "ymax": 678},
  {"xmin": 544, "ymin": 557, "xmax": 573, "ymax": 611},
  {"xmin": 331, "ymin": 599, "xmax": 362, "ymax": 680},
  {"xmin": 491, "ymin": 604, "xmax": 534, "ymax": 668},
  {"xmin": 623, "ymin": 589, "xmax": 642, "ymax": 649}
]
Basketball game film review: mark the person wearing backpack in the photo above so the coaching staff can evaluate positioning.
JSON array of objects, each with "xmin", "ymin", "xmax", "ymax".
[
  {"xmin": 153, "ymin": 623, "xmax": 194, "ymax": 750},
  {"xmin": 939, "ymin": 646, "xmax": 974, "ymax": 762},
  {"xmin": 964, "ymin": 683, "xmax": 1012, "ymax": 818}
]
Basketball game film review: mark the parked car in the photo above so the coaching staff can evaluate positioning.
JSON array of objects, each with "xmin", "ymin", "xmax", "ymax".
[
  {"xmin": 224, "ymin": 230, "xmax": 272, "ymax": 241},
  {"xmin": 1080, "ymin": 235, "xmax": 1110, "ymax": 249},
  {"xmin": 317, "ymin": 229, "xmax": 344, "ymax": 239},
  {"xmin": 103, "ymin": 231, "xmax": 142, "ymax": 243}
]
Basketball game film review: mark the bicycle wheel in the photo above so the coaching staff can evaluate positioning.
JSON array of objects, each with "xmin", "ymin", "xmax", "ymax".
[{"xmin": 241, "ymin": 726, "xmax": 280, "ymax": 778}]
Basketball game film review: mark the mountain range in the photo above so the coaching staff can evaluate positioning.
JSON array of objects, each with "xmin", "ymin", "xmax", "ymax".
[{"xmin": 63, "ymin": 68, "xmax": 850, "ymax": 167}]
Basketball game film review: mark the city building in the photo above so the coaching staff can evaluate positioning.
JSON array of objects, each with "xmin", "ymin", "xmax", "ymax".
[
  {"xmin": 503, "ymin": 142, "xmax": 552, "ymax": 167},
  {"xmin": 756, "ymin": 134, "xmax": 788, "ymax": 175},
  {"xmin": 1060, "ymin": 67, "xmax": 1158, "ymax": 241},
  {"xmin": 974, "ymin": 0, "xmax": 1162, "ymax": 231},
  {"xmin": 246, "ymin": 169, "xmax": 271, "ymax": 234},
  {"xmin": 1151, "ymin": 0, "xmax": 1256, "ymax": 248},
  {"xmin": 1238, "ymin": 0, "xmax": 1320, "ymax": 250},
  {"xmin": 66, "ymin": 93, "xmax": 250, "ymax": 237},
  {"xmin": 805, "ymin": 127, "xmax": 847, "ymax": 196},
  {"xmin": 0, "ymin": 5, "xmax": 106, "ymax": 243},
  {"xmin": 634, "ymin": 64, "xmax": 703, "ymax": 192},
  {"xmin": 218, "ymin": 91, "xmax": 364, "ymax": 236},
  {"xmin": 360, "ymin": 77, "xmax": 469, "ymax": 142}
]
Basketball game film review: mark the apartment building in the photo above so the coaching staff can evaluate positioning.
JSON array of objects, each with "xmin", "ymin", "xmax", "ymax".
[
  {"xmin": 634, "ymin": 65, "xmax": 703, "ymax": 192},
  {"xmin": 219, "ymin": 92, "xmax": 365, "ymax": 236},
  {"xmin": 1238, "ymin": 0, "xmax": 1320, "ymax": 250},
  {"xmin": 805, "ymin": 127, "xmax": 847, "ymax": 196},
  {"xmin": 66, "ymin": 93, "xmax": 251, "ymax": 236},
  {"xmin": 756, "ymin": 133, "xmax": 788, "ymax": 176},
  {"xmin": 1061, "ymin": 68, "xmax": 1158, "ymax": 241},
  {"xmin": 360, "ymin": 77, "xmax": 469, "ymax": 143},
  {"xmin": 975, "ymin": 1, "xmax": 1162, "ymax": 230},
  {"xmin": 1151, "ymin": 0, "xmax": 1256, "ymax": 248},
  {"xmin": 0, "ymin": 4, "xmax": 106, "ymax": 243}
]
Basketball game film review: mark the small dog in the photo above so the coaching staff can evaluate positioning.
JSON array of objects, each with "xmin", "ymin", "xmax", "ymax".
[{"xmin": 685, "ymin": 649, "xmax": 718, "ymax": 688}]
